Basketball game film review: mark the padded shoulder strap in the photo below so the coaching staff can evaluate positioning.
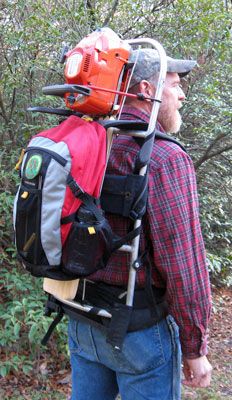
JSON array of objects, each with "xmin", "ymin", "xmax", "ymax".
[
  {"xmin": 98, "ymin": 120, "xmax": 186, "ymax": 152},
  {"xmin": 98, "ymin": 119, "xmax": 148, "ymax": 131},
  {"xmin": 153, "ymin": 130, "xmax": 186, "ymax": 152}
]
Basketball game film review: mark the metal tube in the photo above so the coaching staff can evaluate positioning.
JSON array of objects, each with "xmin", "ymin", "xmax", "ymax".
[
  {"xmin": 126, "ymin": 38, "xmax": 167, "ymax": 136},
  {"xmin": 55, "ymin": 297, "xmax": 112, "ymax": 318},
  {"xmin": 124, "ymin": 39, "xmax": 167, "ymax": 306}
]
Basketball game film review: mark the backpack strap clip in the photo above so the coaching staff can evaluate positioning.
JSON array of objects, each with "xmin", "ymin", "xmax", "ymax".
[{"xmin": 67, "ymin": 173, "xmax": 84, "ymax": 198}]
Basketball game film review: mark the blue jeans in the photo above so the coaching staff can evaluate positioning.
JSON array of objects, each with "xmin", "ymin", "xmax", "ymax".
[{"xmin": 68, "ymin": 315, "xmax": 181, "ymax": 400}]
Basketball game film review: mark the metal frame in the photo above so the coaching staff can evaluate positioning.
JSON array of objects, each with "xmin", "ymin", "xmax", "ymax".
[{"xmin": 54, "ymin": 38, "xmax": 167, "ymax": 319}]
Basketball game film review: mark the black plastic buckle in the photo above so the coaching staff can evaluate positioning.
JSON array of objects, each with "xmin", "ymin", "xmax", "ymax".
[
  {"xmin": 129, "ymin": 209, "xmax": 139, "ymax": 221},
  {"xmin": 67, "ymin": 174, "xmax": 84, "ymax": 198}
]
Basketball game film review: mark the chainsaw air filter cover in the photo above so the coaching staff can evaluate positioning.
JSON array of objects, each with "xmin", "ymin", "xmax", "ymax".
[{"xmin": 64, "ymin": 28, "xmax": 131, "ymax": 116}]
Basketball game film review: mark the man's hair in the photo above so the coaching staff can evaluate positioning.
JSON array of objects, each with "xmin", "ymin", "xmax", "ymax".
[{"xmin": 127, "ymin": 70, "xmax": 159, "ymax": 95}]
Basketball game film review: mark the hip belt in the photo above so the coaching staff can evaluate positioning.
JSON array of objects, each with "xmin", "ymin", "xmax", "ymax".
[{"xmin": 72, "ymin": 279, "xmax": 169, "ymax": 347}]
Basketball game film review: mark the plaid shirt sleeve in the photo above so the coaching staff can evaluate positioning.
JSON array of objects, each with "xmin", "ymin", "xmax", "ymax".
[{"xmin": 146, "ymin": 143, "xmax": 211, "ymax": 358}]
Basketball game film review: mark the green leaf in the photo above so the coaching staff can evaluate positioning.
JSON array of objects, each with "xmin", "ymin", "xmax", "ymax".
[
  {"xmin": 22, "ymin": 364, "xmax": 33, "ymax": 375},
  {"xmin": 29, "ymin": 323, "xmax": 39, "ymax": 342},
  {"xmin": 0, "ymin": 366, "xmax": 7, "ymax": 378},
  {"xmin": 14, "ymin": 322, "xmax": 21, "ymax": 336}
]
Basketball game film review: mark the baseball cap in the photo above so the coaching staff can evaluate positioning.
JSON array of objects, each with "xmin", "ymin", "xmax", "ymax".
[{"xmin": 129, "ymin": 48, "xmax": 196, "ymax": 86}]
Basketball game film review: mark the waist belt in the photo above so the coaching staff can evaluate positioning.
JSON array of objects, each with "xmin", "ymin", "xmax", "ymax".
[
  {"xmin": 74, "ymin": 279, "xmax": 168, "ymax": 338},
  {"xmin": 43, "ymin": 279, "xmax": 168, "ymax": 351}
]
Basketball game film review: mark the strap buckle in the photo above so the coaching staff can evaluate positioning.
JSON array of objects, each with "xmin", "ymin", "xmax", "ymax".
[{"xmin": 67, "ymin": 173, "xmax": 84, "ymax": 198}]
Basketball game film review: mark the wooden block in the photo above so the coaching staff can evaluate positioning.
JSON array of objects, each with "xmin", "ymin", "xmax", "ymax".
[{"xmin": 43, "ymin": 278, "xmax": 79, "ymax": 300}]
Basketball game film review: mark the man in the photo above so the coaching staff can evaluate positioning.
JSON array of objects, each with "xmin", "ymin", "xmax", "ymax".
[{"xmin": 68, "ymin": 48, "xmax": 212, "ymax": 400}]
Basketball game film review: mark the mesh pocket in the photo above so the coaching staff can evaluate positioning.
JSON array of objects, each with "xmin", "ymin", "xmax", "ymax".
[
  {"xmin": 15, "ymin": 187, "xmax": 47, "ymax": 266},
  {"xmin": 62, "ymin": 206, "xmax": 114, "ymax": 277}
]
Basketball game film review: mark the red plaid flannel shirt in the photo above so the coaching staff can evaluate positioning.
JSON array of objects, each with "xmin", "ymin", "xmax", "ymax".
[{"xmin": 92, "ymin": 106, "xmax": 211, "ymax": 358}]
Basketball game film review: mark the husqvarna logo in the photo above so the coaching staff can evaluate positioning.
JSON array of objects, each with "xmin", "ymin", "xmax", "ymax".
[{"xmin": 25, "ymin": 155, "xmax": 42, "ymax": 179}]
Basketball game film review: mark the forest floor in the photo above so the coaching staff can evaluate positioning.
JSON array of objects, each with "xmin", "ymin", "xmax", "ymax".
[{"xmin": 0, "ymin": 286, "xmax": 231, "ymax": 400}]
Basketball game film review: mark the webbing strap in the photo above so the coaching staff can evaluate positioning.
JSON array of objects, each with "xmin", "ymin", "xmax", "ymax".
[
  {"xmin": 106, "ymin": 304, "xmax": 132, "ymax": 350},
  {"xmin": 133, "ymin": 247, "xmax": 160, "ymax": 320},
  {"xmin": 41, "ymin": 309, "xmax": 64, "ymax": 346},
  {"xmin": 133, "ymin": 131, "xmax": 155, "ymax": 173},
  {"xmin": 65, "ymin": 173, "xmax": 104, "ymax": 222},
  {"xmin": 112, "ymin": 225, "xmax": 141, "ymax": 251}
]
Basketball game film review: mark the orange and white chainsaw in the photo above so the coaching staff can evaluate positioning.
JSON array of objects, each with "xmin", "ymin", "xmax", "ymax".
[{"xmin": 42, "ymin": 27, "xmax": 132, "ymax": 116}]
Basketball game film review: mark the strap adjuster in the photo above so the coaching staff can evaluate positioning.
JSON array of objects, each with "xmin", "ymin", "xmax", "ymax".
[
  {"xmin": 129, "ymin": 209, "xmax": 139, "ymax": 221},
  {"xmin": 67, "ymin": 173, "xmax": 84, "ymax": 198}
]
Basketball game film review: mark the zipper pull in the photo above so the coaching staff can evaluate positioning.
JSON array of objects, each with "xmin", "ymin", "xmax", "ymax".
[{"xmin": 15, "ymin": 149, "xmax": 25, "ymax": 170}]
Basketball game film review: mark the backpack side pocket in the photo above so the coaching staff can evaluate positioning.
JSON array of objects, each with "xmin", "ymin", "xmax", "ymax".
[
  {"xmin": 62, "ymin": 205, "xmax": 114, "ymax": 277},
  {"xmin": 15, "ymin": 183, "xmax": 47, "ymax": 266}
]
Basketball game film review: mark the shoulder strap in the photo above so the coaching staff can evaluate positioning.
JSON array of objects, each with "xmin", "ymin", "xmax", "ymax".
[{"xmin": 98, "ymin": 119, "xmax": 186, "ymax": 151}]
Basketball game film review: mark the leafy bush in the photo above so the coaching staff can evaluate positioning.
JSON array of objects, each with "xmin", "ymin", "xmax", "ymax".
[
  {"xmin": 0, "ymin": 149, "xmax": 20, "ymax": 256},
  {"xmin": 0, "ymin": 267, "xmax": 69, "ymax": 378},
  {"xmin": 0, "ymin": 0, "xmax": 231, "ymax": 381},
  {"xmin": 200, "ymin": 191, "xmax": 232, "ymax": 286}
]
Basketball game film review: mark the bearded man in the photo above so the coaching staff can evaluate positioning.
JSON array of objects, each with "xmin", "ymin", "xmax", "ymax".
[{"xmin": 68, "ymin": 49, "xmax": 212, "ymax": 400}]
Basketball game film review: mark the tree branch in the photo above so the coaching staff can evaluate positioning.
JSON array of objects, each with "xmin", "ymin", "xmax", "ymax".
[
  {"xmin": 194, "ymin": 134, "xmax": 232, "ymax": 169},
  {"xmin": 0, "ymin": 91, "xmax": 9, "ymax": 124},
  {"xmin": 122, "ymin": 0, "xmax": 175, "ymax": 38},
  {"xmin": 9, "ymin": 87, "xmax": 16, "ymax": 121},
  {"xmin": 0, "ymin": 237, "xmax": 10, "ymax": 249},
  {"xmin": 86, "ymin": 0, "xmax": 96, "ymax": 29},
  {"xmin": 151, "ymin": 0, "xmax": 176, "ymax": 13},
  {"xmin": 103, "ymin": 0, "xmax": 119, "ymax": 26}
]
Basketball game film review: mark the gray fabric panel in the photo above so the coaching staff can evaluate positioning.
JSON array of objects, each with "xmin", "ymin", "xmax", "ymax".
[
  {"xmin": 29, "ymin": 136, "xmax": 71, "ymax": 265},
  {"xmin": 29, "ymin": 136, "xmax": 71, "ymax": 159}
]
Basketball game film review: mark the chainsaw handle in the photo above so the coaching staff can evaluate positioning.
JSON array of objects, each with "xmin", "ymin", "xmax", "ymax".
[{"xmin": 42, "ymin": 84, "xmax": 91, "ymax": 97}]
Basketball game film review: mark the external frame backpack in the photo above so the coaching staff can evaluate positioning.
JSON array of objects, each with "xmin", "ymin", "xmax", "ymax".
[
  {"xmin": 13, "ymin": 28, "xmax": 188, "ymax": 350},
  {"xmin": 39, "ymin": 120, "xmax": 186, "ymax": 349},
  {"xmin": 13, "ymin": 114, "xmax": 186, "ymax": 349}
]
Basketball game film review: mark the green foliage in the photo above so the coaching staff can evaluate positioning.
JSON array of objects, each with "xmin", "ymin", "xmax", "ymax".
[
  {"xmin": 200, "ymin": 191, "xmax": 232, "ymax": 286},
  {"xmin": 0, "ymin": 149, "xmax": 20, "ymax": 260},
  {"xmin": 0, "ymin": 267, "xmax": 69, "ymax": 377},
  {"xmin": 0, "ymin": 385, "xmax": 69, "ymax": 400},
  {"xmin": 0, "ymin": 0, "xmax": 231, "ymax": 380}
]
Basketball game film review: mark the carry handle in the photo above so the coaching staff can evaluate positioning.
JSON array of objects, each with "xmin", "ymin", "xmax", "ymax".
[
  {"xmin": 126, "ymin": 38, "xmax": 167, "ymax": 137},
  {"xmin": 42, "ymin": 84, "xmax": 91, "ymax": 97}
]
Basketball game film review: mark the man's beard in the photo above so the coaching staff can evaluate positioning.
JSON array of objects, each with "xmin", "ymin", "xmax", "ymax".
[
  {"xmin": 158, "ymin": 107, "xmax": 182, "ymax": 133},
  {"xmin": 168, "ymin": 110, "xmax": 182, "ymax": 133}
]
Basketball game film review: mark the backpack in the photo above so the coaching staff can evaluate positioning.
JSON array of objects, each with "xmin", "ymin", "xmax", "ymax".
[
  {"xmin": 13, "ymin": 117, "xmax": 147, "ymax": 282},
  {"xmin": 13, "ymin": 115, "xmax": 115, "ymax": 280}
]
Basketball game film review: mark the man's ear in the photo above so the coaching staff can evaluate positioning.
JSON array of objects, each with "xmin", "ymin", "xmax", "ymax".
[{"xmin": 139, "ymin": 80, "xmax": 154, "ymax": 98}]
